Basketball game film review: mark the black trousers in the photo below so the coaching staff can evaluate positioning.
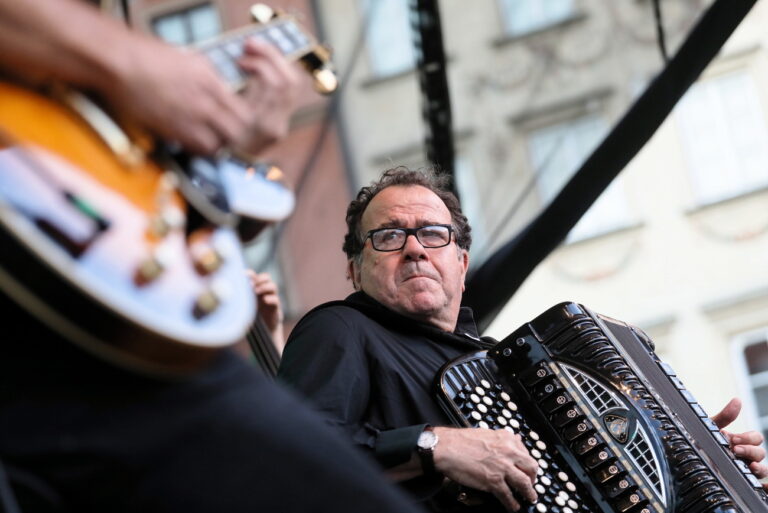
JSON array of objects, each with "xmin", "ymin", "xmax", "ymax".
[{"xmin": 0, "ymin": 294, "xmax": 422, "ymax": 513}]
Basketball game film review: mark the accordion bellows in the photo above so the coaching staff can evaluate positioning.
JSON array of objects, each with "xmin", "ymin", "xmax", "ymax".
[{"xmin": 436, "ymin": 302, "xmax": 768, "ymax": 513}]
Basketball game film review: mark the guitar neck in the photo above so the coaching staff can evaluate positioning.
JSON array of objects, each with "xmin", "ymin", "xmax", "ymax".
[{"xmin": 196, "ymin": 18, "xmax": 315, "ymax": 89}]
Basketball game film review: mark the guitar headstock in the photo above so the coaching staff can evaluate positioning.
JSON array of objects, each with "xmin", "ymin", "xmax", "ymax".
[{"xmin": 196, "ymin": 3, "xmax": 338, "ymax": 95}]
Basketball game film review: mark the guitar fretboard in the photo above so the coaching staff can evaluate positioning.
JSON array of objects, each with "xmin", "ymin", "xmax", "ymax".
[{"xmin": 197, "ymin": 18, "xmax": 313, "ymax": 88}]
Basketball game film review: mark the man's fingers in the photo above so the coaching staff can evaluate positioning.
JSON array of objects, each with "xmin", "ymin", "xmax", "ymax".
[
  {"xmin": 711, "ymin": 397, "xmax": 741, "ymax": 429},
  {"xmin": 734, "ymin": 444, "xmax": 766, "ymax": 462},
  {"xmin": 488, "ymin": 478, "xmax": 522, "ymax": 513},
  {"xmin": 749, "ymin": 461, "xmax": 768, "ymax": 479},
  {"xmin": 504, "ymin": 466, "xmax": 538, "ymax": 504},
  {"xmin": 731, "ymin": 430, "xmax": 764, "ymax": 447}
]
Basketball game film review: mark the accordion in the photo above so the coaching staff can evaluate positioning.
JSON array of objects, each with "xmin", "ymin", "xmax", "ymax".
[{"xmin": 435, "ymin": 302, "xmax": 768, "ymax": 513}]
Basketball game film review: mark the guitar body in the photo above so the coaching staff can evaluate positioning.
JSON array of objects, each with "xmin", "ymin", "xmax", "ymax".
[{"xmin": 0, "ymin": 81, "xmax": 255, "ymax": 375}]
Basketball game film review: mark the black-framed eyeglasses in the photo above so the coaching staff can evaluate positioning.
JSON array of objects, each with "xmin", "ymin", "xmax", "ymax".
[{"xmin": 364, "ymin": 224, "xmax": 454, "ymax": 252}]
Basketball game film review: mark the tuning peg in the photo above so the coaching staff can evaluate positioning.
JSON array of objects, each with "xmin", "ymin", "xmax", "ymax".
[
  {"xmin": 250, "ymin": 4, "xmax": 276, "ymax": 24},
  {"xmin": 312, "ymin": 67, "xmax": 338, "ymax": 95}
]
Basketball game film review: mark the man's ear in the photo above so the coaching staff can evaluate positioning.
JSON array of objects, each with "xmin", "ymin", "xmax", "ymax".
[
  {"xmin": 460, "ymin": 248, "xmax": 469, "ymax": 292},
  {"xmin": 347, "ymin": 259, "xmax": 361, "ymax": 290}
]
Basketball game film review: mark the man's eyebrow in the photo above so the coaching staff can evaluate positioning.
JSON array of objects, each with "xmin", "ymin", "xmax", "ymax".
[{"xmin": 374, "ymin": 219, "xmax": 442, "ymax": 230}]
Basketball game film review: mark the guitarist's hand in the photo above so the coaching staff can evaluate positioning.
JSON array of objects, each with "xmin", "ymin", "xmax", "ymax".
[
  {"xmin": 105, "ymin": 35, "xmax": 256, "ymax": 156},
  {"xmin": 235, "ymin": 39, "xmax": 301, "ymax": 156}
]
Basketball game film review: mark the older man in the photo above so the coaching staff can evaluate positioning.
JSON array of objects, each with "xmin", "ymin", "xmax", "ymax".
[{"xmin": 279, "ymin": 167, "xmax": 767, "ymax": 512}]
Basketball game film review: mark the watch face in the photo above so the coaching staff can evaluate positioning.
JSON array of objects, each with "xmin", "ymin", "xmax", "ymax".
[{"xmin": 418, "ymin": 430, "xmax": 438, "ymax": 451}]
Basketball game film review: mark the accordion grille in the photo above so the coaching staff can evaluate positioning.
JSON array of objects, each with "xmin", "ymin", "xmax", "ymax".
[{"xmin": 561, "ymin": 363, "xmax": 667, "ymax": 506}]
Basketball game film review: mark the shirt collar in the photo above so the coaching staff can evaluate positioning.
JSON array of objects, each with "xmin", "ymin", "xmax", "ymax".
[{"xmin": 345, "ymin": 291, "xmax": 488, "ymax": 347}]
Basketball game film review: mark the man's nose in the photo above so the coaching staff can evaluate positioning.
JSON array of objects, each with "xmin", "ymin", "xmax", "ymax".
[{"xmin": 402, "ymin": 233, "xmax": 427, "ymax": 260}]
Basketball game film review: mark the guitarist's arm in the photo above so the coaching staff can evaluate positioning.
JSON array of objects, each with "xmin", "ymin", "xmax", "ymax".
[{"xmin": 0, "ymin": 0, "xmax": 300, "ymax": 155}]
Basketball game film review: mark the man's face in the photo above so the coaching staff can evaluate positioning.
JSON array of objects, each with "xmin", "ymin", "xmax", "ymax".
[{"xmin": 348, "ymin": 185, "xmax": 469, "ymax": 331}]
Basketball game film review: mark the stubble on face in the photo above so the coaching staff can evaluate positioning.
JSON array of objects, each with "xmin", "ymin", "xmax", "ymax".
[{"xmin": 352, "ymin": 185, "xmax": 468, "ymax": 331}]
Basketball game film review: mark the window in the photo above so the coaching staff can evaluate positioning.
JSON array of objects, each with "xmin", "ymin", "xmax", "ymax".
[
  {"xmin": 362, "ymin": 0, "xmax": 415, "ymax": 77},
  {"xmin": 498, "ymin": 0, "xmax": 574, "ymax": 36},
  {"xmin": 527, "ymin": 114, "xmax": 633, "ymax": 241},
  {"xmin": 676, "ymin": 71, "xmax": 768, "ymax": 205},
  {"xmin": 734, "ymin": 330, "xmax": 768, "ymax": 444},
  {"xmin": 152, "ymin": 3, "xmax": 221, "ymax": 46},
  {"xmin": 454, "ymin": 156, "xmax": 488, "ymax": 256}
]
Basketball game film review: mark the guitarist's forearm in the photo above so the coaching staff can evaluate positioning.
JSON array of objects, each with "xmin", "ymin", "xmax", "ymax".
[{"xmin": 0, "ymin": 0, "xmax": 139, "ymax": 92}]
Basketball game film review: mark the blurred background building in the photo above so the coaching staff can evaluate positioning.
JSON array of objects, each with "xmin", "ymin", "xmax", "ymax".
[{"xmin": 127, "ymin": 0, "xmax": 768, "ymax": 437}]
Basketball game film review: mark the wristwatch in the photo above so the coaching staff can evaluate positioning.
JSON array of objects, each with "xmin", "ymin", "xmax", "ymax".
[{"xmin": 416, "ymin": 426, "xmax": 439, "ymax": 475}]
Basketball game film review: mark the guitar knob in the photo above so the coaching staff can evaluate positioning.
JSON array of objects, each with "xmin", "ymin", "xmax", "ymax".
[
  {"xmin": 134, "ymin": 256, "xmax": 164, "ymax": 285},
  {"xmin": 193, "ymin": 289, "xmax": 220, "ymax": 318},
  {"xmin": 191, "ymin": 245, "xmax": 224, "ymax": 275},
  {"xmin": 148, "ymin": 206, "xmax": 185, "ymax": 238}
]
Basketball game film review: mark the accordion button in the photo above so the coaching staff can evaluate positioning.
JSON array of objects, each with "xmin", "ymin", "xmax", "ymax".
[
  {"xmin": 500, "ymin": 391, "xmax": 511, "ymax": 402},
  {"xmin": 521, "ymin": 365, "xmax": 552, "ymax": 387},
  {"xmin": 501, "ymin": 409, "xmax": 513, "ymax": 419},
  {"xmin": 572, "ymin": 434, "xmax": 603, "ymax": 456},
  {"xmin": 613, "ymin": 490, "xmax": 646, "ymax": 513},
  {"xmin": 536, "ymin": 440, "xmax": 547, "ymax": 451},
  {"xmin": 565, "ymin": 482, "xmax": 577, "ymax": 493},
  {"xmin": 535, "ymin": 484, "xmax": 546, "ymax": 495},
  {"xmin": 535, "ymin": 503, "xmax": 547, "ymax": 513},
  {"xmin": 563, "ymin": 508, "xmax": 574, "ymax": 513},
  {"xmin": 567, "ymin": 499, "xmax": 579, "ymax": 509},
  {"xmin": 593, "ymin": 462, "xmax": 623, "ymax": 484},
  {"xmin": 563, "ymin": 421, "xmax": 592, "ymax": 441},
  {"xmin": 531, "ymin": 449, "xmax": 542, "ymax": 459},
  {"xmin": 603, "ymin": 476, "xmax": 635, "ymax": 498},
  {"xmin": 529, "ymin": 430, "xmax": 540, "ymax": 441},
  {"xmin": 538, "ymin": 459, "xmax": 549, "ymax": 470},
  {"xmin": 478, "ymin": 421, "xmax": 490, "ymax": 429},
  {"xmin": 555, "ymin": 496, "xmax": 566, "ymax": 507},
  {"xmin": 540, "ymin": 476, "xmax": 552, "ymax": 486},
  {"xmin": 552, "ymin": 406, "xmax": 582, "ymax": 428},
  {"xmin": 584, "ymin": 449, "xmax": 612, "ymax": 470},
  {"xmin": 557, "ymin": 471, "xmax": 570, "ymax": 482}
]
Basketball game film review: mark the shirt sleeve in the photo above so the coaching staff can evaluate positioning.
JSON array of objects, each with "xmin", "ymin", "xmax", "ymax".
[{"xmin": 278, "ymin": 307, "xmax": 426, "ymax": 468}]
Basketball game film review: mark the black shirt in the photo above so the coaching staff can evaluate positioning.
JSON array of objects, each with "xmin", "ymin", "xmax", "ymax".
[{"xmin": 278, "ymin": 291, "xmax": 495, "ymax": 469}]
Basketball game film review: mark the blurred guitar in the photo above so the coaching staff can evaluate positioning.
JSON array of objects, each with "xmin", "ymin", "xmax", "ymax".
[{"xmin": 0, "ymin": 4, "xmax": 336, "ymax": 375}]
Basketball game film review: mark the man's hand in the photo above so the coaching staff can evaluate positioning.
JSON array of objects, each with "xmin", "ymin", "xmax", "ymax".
[
  {"xmin": 712, "ymin": 397, "xmax": 768, "ymax": 488},
  {"xmin": 247, "ymin": 270, "xmax": 285, "ymax": 349},
  {"xmin": 235, "ymin": 39, "xmax": 301, "ymax": 155},
  {"xmin": 432, "ymin": 427, "xmax": 538, "ymax": 512}
]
